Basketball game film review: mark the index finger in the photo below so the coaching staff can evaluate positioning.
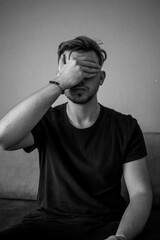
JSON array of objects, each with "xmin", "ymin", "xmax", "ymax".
[
  {"xmin": 72, "ymin": 56, "xmax": 101, "ymax": 69},
  {"xmin": 72, "ymin": 55, "xmax": 98, "ymax": 64}
]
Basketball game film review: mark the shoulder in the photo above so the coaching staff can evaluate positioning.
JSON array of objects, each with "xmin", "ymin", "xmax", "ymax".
[{"xmin": 101, "ymin": 104, "xmax": 137, "ymax": 128}]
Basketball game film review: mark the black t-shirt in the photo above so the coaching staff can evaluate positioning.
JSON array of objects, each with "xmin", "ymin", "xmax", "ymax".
[{"xmin": 25, "ymin": 103, "xmax": 147, "ymax": 220}]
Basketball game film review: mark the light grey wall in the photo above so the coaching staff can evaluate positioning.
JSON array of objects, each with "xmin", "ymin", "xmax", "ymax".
[{"xmin": 0, "ymin": 0, "xmax": 160, "ymax": 132}]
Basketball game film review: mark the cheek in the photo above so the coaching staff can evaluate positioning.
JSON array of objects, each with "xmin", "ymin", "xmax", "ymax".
[{"xmin": 87, "ymin": 75, "xmax": 101, "ymax": 86}]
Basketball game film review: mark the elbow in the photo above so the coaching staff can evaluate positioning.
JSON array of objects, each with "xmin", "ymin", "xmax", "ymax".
[
  {"xmin": 0, "ymin": 140, "xmax": 10, "ymax": 151},
  {"xmin": 0, "ymin": 142, "xmax": 14, "ymax": 151},
  {"xmin": 0, "ymin": 127, "xmax": 8, "ymax": 150},
  {"xmin": 0, "ymin": 136, "xmax": 15, "ymax": 150},
  {"xmin": 0, "ymin": 134, "xmax": 12, "ymax": 151},
  {"xmin": 0, "ymin": 133, "xmax": 21, "ymax": 151},
  {"xmin": 0, "ymin": 125, "xmax": 15, "ymax": 150},
  {"xmin": 0, "ymin": 135, "xmax": 5, "ymax": 150}
]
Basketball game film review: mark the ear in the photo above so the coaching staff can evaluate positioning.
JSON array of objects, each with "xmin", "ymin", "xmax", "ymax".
[{"xmin": 99, "ymin": 71, "xmax": 106, "ymax": 85}]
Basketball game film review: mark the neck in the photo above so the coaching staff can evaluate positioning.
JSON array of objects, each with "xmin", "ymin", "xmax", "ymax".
[{"xmin": 66, "ymin": 97, "xmax": 100, "ymax": 129}]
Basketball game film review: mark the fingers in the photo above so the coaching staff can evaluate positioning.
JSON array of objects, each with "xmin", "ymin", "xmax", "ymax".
[
  {"xmin": 82, "ymin": 66, "xmax": 101, "ymax": 73},
  {"xmin": 58, "ymin": 55, "xmax": 101, "ymax": 89},
  {"xmin": 80, "ymin": 60, "xmax": 101, "ymax": 70},
  {"xmin": 83, "ymin": 72, "xmax": 98, "ymax": 79},
  {"xmin": 73, "ymin": 58, "xmax": 101, "ymax": 79},
  {"xmin": 71, "ymin": 56, "xmax": 101, "ymax": 69}
]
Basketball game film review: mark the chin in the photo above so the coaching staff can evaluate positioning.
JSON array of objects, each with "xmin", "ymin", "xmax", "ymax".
[{"xmin": 65, "ymin": 92, "xmax": 94, "ymax": 104}]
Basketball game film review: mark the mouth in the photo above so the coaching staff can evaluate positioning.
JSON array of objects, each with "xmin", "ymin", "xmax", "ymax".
[
  {"xmin": 71, "ymin": 85, "xmax": 88, "ymax": 91},
  {"xmin": 72, "ymin": 87, "xmax": 86, "ymax": 91}
]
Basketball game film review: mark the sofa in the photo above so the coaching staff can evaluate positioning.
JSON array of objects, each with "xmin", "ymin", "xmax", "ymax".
[{"xmin": 0, "ymin": 132, "xmax": 160, "ymax": 238}]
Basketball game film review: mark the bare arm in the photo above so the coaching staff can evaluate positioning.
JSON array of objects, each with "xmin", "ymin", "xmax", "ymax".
[
  {"xmin": 115, "ymin": 158, "xmax": 153, "ymax": 240},
  {"xmin": 0, "ymin": 56, "xmax": 100, "ymax": 150},
  {"xmin": 105, "ymin": 158, "xmax": 152, "ymax": 240},
  {"xmin": 0, "ymin": 83, "xmax": 61, "ymax": 150}
]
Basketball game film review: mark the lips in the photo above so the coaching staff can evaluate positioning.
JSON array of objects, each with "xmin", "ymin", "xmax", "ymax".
[
  {"xmin": 72, "ymin": 87, "xmax": 87, "ymax": 91},
  {"xmin": 71, "ymin": 85, "xmax": 88, "ymax": 91}
]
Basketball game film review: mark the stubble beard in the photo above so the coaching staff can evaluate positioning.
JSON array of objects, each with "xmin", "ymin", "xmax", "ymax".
[{"xmin": 64, "ymin": 86, "xmax": 99, "ymax": 104}]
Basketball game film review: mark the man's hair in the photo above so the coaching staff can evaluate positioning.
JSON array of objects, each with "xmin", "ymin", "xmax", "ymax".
[{"xmin": 57, "ymin": 36, "xmax": 107, "ymax": 66}]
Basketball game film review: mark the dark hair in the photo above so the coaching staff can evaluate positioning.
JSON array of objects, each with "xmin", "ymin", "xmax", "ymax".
[{"xmin": 57, "ymin": 36, "xmax": 107, "ymax": 66}]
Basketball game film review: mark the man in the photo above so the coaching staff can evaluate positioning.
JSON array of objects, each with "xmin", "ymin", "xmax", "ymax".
[{"xmin": 0, "ymin": 36, "xmax": 152, "ymax": 240}]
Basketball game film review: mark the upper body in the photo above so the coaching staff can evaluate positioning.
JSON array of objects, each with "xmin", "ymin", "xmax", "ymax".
[
  {"xmin": 24, "ymin": 102, "xmax": 147, "ymax": 220},
  {"xmin": 0, "ymin": 36, "xmax": 152, "ymax": 240}
]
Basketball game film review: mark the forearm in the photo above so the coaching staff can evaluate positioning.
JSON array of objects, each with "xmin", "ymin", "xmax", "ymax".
[
  {"xmin": 0, "ymin": 82, "xmax": 61, "ymax": 149},
  {"xmin": 116, "ymin": 192, "xmax": 152, "ymax": 240}
]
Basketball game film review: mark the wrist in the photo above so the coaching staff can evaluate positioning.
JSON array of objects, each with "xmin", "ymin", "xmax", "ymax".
[
  {"xmin": 56, "ymin": 75, "xmax": 68, "ymax": 92},
  {"xmin": 49, "ymin": 80, "xmax": 64, "ymax": 94}
]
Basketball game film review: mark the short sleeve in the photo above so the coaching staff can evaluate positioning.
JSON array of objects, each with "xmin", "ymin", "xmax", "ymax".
[
  {"xmin": 124, "ymin": 116, "xmax": 147, "ymax": 163},
  {"xmin": 23, "ymin": 116, "xmax": 46, "ymax": 153}
]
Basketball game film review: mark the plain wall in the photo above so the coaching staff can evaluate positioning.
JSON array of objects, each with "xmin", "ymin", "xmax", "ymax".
[{"xmin": 0, "ymin": 0, "xmax": 160, "ymax": 132}]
